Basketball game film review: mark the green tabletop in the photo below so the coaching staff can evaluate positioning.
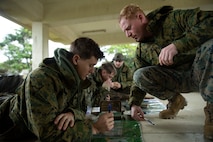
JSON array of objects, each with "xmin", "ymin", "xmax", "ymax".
[{"xmin": 92, "ymin": 119, "xmax": 143, "ymax": 142}]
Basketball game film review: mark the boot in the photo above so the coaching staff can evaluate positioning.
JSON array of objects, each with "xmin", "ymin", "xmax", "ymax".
[
  {"xmin": 159, "ymin": 93, "xmax": 187, "ymax": 119},
  {"xmin": 204, "ymin": 102, "xmax": 213, "ymax": 140}
]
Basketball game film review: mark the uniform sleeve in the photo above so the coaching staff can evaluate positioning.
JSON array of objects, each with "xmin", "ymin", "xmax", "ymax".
[
  {"xmin": 120, "ymin": 65, "xmax": 133, "ymax": 89},
  {"xmin": 128, "ymin": 84, "xmax": 146, "ymax": 106},
  {"xmin": 24, "ymin": 72, "xmax": 93, "ymax": 142},
  {"xmin": 134, "ymin": 43, "xmax": 161, "ymax": 71},
  {"xmin": 172, "ymin": 9, "xmax": 213, "ymax": 53},
  {"xmin": 92, "ymin": 86, "xmax": 109, "ymax": 107},
  {"xmin": 66, "ymin": 91, "xmax": 87, "ymax": 121},
  {"xmin": 85, "ymin": 76, "xmax": 109, "ymax": 107}
]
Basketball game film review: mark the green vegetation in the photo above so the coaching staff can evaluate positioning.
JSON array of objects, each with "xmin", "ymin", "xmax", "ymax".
[
  {"xmin": 101, "ymin": 44, "xmax": 137, "ymax": 70},
  {"xmin": 0, "ymin": 28, "xmax": 32, "ymax": 73}
]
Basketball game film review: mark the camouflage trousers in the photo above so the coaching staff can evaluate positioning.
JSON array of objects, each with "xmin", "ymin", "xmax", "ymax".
[{"xmin": 133, "ymin": 39, "xmax": 213, "ymax": 103}]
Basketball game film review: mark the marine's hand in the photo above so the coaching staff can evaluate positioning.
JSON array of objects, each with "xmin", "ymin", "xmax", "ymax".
[
  {"xmin": 105, "ymin": 94, "xmax": 111, "ymax": 101},
  {"xmin": 102, "ymin": 79, "xmax": 112, "ymax": 91},
  {"xmin": 92, "ymin": 112, "xmax": 114, "ymax": 134},
  {"xmin": 131, "ymin": 105, "xmax": 144, "ymax": 121},
  {"xmin": 54, "ymin": 112, "xmax": 75, "ymax": 131},
  {"xmin": 111, "ymin": 82, "xmax": 121, "ymax": 89},
  {"xmin": 159, "ymin": 43, "xmax": 178, "ymax": 66}
]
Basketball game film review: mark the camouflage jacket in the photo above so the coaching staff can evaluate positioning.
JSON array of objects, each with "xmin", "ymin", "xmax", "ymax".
[
  {"xmin": 134, "ymin": 6, "xmax": 213, "ymax": 71},
  {"xmin": 131, "ymin": 6, "xmax": 213, "ymax": 106},
  {"xmin": 6, "ymin": 48, "xmax": 93, "ymax": 141},
  {"xmin": 84, "ymin": 68, "xmax": 110, "ymax": 107},
  {"xmin": 111, "ymin": 62, "xmax": 133, "ymax": 90}
]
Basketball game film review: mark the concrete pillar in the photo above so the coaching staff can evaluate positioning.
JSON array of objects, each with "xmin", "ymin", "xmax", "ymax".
[{"xmin": 32, "ymin": 22, "xmax": 49, "ymax": 70}]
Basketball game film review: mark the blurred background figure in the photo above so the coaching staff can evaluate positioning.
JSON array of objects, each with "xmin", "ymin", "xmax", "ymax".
[
  {"xmin": 0, "ymin": 69, "xmax": 24, "ymax": 104},
  {"xmin": 111, "ymin": 53, "xmax": 133, "ymax": 95},
  {"xmin": 84, "ymin": 62, "xmax": 116, "ymax": 107}
]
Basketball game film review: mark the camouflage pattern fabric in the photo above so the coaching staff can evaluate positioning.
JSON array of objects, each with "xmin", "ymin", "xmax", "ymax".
[
  {"xmin": 111, "ymin": 62, "xmax": 133, "ymax": 94},
  {"xmin": 192, "ymin": 39, "xmax": 213, "ymax": 103},
  {"xmin": 0, "ymin": 48, "xmax": 94, "ymax": 142},
  {"xmin": 84, "ymin": 68, "xmax": 110, "ymax": 107},
  {"xmin": 129, "ymin": 6, "xmax": 213, "ymax": 106},
  {"xmin": 0, "ymin": 74, "xmax": 24, "ymax": 94}
]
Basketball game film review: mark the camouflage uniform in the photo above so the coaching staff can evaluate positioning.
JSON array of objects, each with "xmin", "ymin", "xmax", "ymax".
[
  {"xmin": 129, "ymin": 6, "xmax": 213, "ymax": 106},
  {"xmin": 0, "ymin": 48, "xmax": 94, "ymax": 142},
  {"xmin": 111, "ymin": 62, "xmax": 133, "ymax": 94},
  {"xmin": 84, "ymin": 68, "xmax": 110, "ymax": 107}
]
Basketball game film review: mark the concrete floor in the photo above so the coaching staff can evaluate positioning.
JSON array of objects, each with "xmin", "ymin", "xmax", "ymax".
[{"xmin": 140, "ymin": 92, "xmax": 213, "ymax": 142}]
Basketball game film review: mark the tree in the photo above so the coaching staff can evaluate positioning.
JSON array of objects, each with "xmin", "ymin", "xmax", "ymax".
[
  {"xmin": 0, "ymin": 28, "xmax": 32, "ymax": 73},
  {"xmin": 101, "ymin": 43, "xmax": 137, "ymax": 70}
]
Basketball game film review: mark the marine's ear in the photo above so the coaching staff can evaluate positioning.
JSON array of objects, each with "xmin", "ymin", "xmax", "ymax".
[
  {"xmin": 137, "ymin": 13, "xmax": 144, "ymax": 21},
  {"xmin": 72, "ymin": 54, "xmax": 80, "ymax": 65}
]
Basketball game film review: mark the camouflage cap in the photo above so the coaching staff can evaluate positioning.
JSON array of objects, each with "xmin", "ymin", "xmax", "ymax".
[{"xmin": 113, "ymin": 53, "xmax": 124, "ymax": 61}]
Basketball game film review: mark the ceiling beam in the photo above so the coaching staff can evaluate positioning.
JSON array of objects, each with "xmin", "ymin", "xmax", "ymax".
[{"xmin": 0, "ymin": 0, "xmax": 43, "ymax": 21}]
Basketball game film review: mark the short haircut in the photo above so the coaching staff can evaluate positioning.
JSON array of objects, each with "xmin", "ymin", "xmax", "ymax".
[
  {"xmin": 101, "ymin": 62, "xmax": 117, "ymax": 75},
  {"xmin": 119, "ymin": 4, "xmax": 143, "ymax": 22},
  {"xmin": 70, "ymin": 37, "xmax": 104, "ymax": 60}
]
